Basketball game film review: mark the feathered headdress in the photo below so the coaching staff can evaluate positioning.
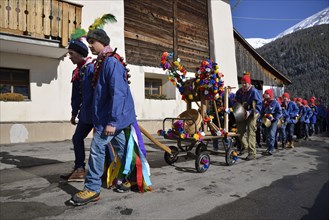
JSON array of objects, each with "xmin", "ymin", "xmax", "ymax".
[
  {"xmin": 89, "ymin": 13, "xmax": 117, "ymax": 30},
  {"xmin": 70, "ymin": 13, "xmax": 117, "ymax": 40}
]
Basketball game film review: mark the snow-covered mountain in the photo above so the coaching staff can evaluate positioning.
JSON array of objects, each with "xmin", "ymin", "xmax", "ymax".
[{"xmin": 246, "ymin": 7, "xmax": 329, "ymax": 49}]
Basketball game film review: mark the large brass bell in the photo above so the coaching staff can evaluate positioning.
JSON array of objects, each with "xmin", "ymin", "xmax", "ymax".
[
  {"xmin": 232, "ymin": 102, "xmax": 246, "ymax": 123},
  {"xmin": 261, "ymin": 116, "xmax": 272, "ymax": 128}
]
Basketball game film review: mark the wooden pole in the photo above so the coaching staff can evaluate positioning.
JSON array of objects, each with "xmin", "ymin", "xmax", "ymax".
[
  {"xmin": 138, "ymin": 125, "xmax": 172, "ymax": 154},
  {"xmin": 224, "ymin": 87, "xmax": 229, "ymax": 132},
  {"xmin": 213, "ymin": 100, "xmax": 221, "ymax": 129}
]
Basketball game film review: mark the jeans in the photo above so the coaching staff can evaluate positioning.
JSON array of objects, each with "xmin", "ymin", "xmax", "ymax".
[
  {"xmin": 303, "ymin": 123, "xmax": 310, "ymax": 138},
  {"xmin": 286, "ymin": 123, "xmax": 295, "ymax": 142},
  {"xmin": 309, "ymin": 123, "xmax": 315, "ymax": 136},
  {"xmin": 266, "ymin": 120, "xmax": 278, "ymax": 152},
  {"xmin": 277, "ymin": 125, "xmax": 286, "ymax": 143},
  {"xmin": 84, "ymin": 129, "xmax": 127, "ymax": 193},
  {"xmin": 72, "ymin": 121, "xmax": 94, "ymax": 169}
]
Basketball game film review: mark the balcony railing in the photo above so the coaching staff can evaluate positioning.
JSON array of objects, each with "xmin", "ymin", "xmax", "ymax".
[{"xmin": 0, "ymin": 0, "xmax": 83, "ymax": 47}]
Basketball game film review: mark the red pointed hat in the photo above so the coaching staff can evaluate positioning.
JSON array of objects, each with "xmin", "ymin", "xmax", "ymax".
[
  {"xmin": 282, "ymin": 92, "xmax": 290, "ymax": 99},
  {"xmin": 264, "ymin": 89, "xmax": 274, "ymax": 99},
  {"xmin": 241, "ymin": 72, "xmax": 251, "ymax": 84}
]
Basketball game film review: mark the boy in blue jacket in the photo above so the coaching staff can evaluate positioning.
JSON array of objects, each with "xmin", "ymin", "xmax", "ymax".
[
  {"xmin": 61, "ymin": 39, "xmax": 94, "ymax": 182},
  {"xmin": 234, "ymin": 73, "xmax": 262, "ymax": 160},
  {"xmin": 70, "ymin": 29, "xmax": 145, "ymax": 206},
  {"xmin": 281, "ymin": 92, "xmax": 299, "ymax": 148},
  {"xmin": 261, "ymin": 89, "xmax": 282, "ymax": 155},
  {"xmin": 309, "ymin": 98, "xmax": 318, "ymax": 136},
  {"xmin": 301, "ymin": 100, "xmax": 313, "ymax": 140}
]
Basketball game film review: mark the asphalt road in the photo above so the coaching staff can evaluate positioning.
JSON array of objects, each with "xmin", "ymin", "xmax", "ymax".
[{"xmin": 0, "ymin": 134, "xmax": 328, "ymax": 220}]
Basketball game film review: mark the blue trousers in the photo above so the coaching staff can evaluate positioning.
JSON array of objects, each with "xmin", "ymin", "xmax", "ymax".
[
  {"xmin": 277, "ymin": 125, "xmax": 286, "ymax": 143},
  {"xmin": 84, "ymin": 129, "xmax": 127, "ymax": 193},
  {"xmin": 72, "ymin": 121, "xmax": 93, "ymax": 169},
  {"xmin": 266, "ymin": 120, "xmax": 278, "ymax": 152},
  {"xmin": 286, "ymin": 123, "xmax": 295, "ymax": 142}
]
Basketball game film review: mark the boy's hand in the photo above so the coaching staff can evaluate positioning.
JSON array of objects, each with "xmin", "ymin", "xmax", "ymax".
[{"xmin": 104, "ymin": 125, "xmax": 116, "ymax": 136}]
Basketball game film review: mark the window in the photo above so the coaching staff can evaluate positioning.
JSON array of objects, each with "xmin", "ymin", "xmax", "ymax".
[
  {"xmin": 0, "ymin": 67, "xmax": 30, "ymax": 99},
  {"xmin": 145, "ymin": 78, "xmax": 164, "ymax": 99}
]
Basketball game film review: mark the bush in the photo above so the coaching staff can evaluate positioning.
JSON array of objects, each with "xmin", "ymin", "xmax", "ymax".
[
  {"xmin": 145, "ymin": 94, "xmax": 168, "ymax": 100},
  {"xmin": 0, "ymin": 93, "xmax": 25, "ymax": 101}
]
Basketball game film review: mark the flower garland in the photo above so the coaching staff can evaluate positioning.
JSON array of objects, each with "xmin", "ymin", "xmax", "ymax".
[
  {"xmin": 195, "ymin": 60, "xmax": 224, "ymax": 101},
  {"xmin": 160, "ymin": 52, "xmax": 187, "ymax": 97}
]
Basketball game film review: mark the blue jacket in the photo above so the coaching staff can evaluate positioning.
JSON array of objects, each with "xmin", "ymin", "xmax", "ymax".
[
  {"xmin": 282, "ymin": 101, "xmax": 299, "ymax": 124},
  {"xmin": 317, "ymin": 104, "xmax": 326, "ymax": 118},
  {"xmin": 300, "ymin": 106, "xmax": 313, "ymax": 124},
  {"xmin": 261, "ymin": 99, "xmax": 282, "ymax": 121},
  {"xmin": 93, "ymin": 56, "xmax": 136, "ymax": 131},
  {"xmin": 71, "ymin": 61, "xmax": 94, "ymax": 124},
  {"xmin": 309, "ymin": 104, "xmax": 318, "ymax": 124},
  {"xmin": 235, "ymin": 86, "xmax": 262, "ymax": 115}
]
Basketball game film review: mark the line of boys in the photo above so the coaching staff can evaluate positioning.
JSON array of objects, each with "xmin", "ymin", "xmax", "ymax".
[{"xmin": 226, "ymin": 74, "xmax": 326, "ymax": 159}]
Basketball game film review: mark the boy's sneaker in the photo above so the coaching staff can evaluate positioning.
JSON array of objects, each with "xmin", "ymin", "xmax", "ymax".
[
  {"xmin": 115, "ymin": 181, "xmax": 131, "ymax": 193},
  {"xmin": 70, "ymin": 189, "xmax": 100, "ymax": 206},
  {"xmin": 67, "ymin": 168, "xmax": 85, "ymax": 182}
]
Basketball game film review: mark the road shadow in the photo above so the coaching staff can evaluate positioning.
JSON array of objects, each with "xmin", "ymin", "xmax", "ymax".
[{"xmin": 0, "ymin": 151, "xmax": 80, "ymax": 204}]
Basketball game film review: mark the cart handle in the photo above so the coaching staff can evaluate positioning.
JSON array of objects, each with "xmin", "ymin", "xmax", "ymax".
[{"xmin": 138, "ymin": 124, "xmax": 172, "ymax": 154}]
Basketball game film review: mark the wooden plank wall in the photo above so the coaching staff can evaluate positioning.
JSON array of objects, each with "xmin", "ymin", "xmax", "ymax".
[
  {"xmin": 176, "ymin": 0, "xmax": 209, "ymax": 71},
  {"xmin": 234, "ymin": 38, "xmax": 283, "ymax": 87},
  {"xmin": 124, "ymin": 0, "xmax": 210, "ymax": 71},
  {"xmin": 124, "ymin": 0, "xmax": 174, "ymax": 67}
]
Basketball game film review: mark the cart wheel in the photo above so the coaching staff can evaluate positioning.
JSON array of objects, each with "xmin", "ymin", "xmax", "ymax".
[
  {"xmin": 195, "ymin": 142, "xmax": 207, "ymax": 155},
  {"xmin": 164, "ymin": 146, "xmax": 179, "ymax": 165},
  {"xmin": 225, "ymin": 148, "xmax": 238, "ymax": 166},
  {"xmin": 195, "ymin": 152, "xmax": 210, "ymax": 173}
]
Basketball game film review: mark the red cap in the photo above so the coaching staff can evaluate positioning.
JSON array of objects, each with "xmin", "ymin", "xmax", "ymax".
[
  {"xmin": 310, "ymin": 98, "xmax": 315, "ymax": 103},
  {"xmin": 302, "ymin": 100, "xmax": 308, "ymax": 106},
  {"xmin": 282, "ymin": 92, "xmax": 290, "ymax": 99},
  {"xmin": 297, "ymin": 97, "xmax": 303, "ymax": 103},
  {"xmin": 264, "ymin": 89, "xmax": 274, "ymax": 99},
  {"xmin": 241, "ymin": 73, "xmax": 251, "ymax": 84}
]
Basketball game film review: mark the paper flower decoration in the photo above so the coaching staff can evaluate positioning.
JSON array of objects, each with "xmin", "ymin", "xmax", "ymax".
[
  {"xmin": 194, "ymin": 59, "xmax": 224, "ymax": 101},
  {"xmin": 160, "ymin": 52, "xmax": 187, "ymax": 97}
]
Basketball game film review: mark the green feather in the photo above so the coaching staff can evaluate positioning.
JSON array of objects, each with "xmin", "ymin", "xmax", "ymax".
[
  {"xmin": 70, "ymin": 28, "xmax": 87, "ymax": 40},
  {"xmin": 89, "ymin": 13, "xmax": 117, "ymax": 30}
]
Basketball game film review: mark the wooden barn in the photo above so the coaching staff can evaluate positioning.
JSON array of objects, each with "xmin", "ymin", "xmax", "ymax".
[{"xmin": 233, "ymin": 29, "xmax": 291, "ymax": 96}]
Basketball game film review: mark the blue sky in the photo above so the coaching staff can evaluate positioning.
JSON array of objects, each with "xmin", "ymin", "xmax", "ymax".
[{"xmin": 230, "ymin": 0, "xmax": 329, "ymax": 39}]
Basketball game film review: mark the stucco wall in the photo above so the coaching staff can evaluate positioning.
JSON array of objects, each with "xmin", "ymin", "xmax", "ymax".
[
  {"xmin": 209, "ymin": 0, "xmax": 239, "ymax": 93},
  {"xmin": 0, "ymin": 52, "xmax": 73, "ymax": 122},
  {"xmin": 0, "ymin": 0, "xmax": 238, "ymax": 144}
]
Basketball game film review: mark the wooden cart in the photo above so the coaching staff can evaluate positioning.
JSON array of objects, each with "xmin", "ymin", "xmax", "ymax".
[{"xmin": 140, "ymin": 87, "xmax": 240, "ymax": 173}]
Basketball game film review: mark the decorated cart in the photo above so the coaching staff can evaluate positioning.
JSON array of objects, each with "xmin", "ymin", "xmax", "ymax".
[{"xmin": 139, "ymin": 52, "xmax": 241, "ymax": 173}]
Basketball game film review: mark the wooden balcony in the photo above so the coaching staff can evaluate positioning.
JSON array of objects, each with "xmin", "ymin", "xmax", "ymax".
[{"xmin": 0, "ymin": 0, "xmax": 83, "ymax": 47}]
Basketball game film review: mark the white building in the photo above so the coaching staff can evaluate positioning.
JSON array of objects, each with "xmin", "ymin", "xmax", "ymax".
[{"xmin": 0, "ymin": 0, "xmax": 238, "ymax": 144}]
